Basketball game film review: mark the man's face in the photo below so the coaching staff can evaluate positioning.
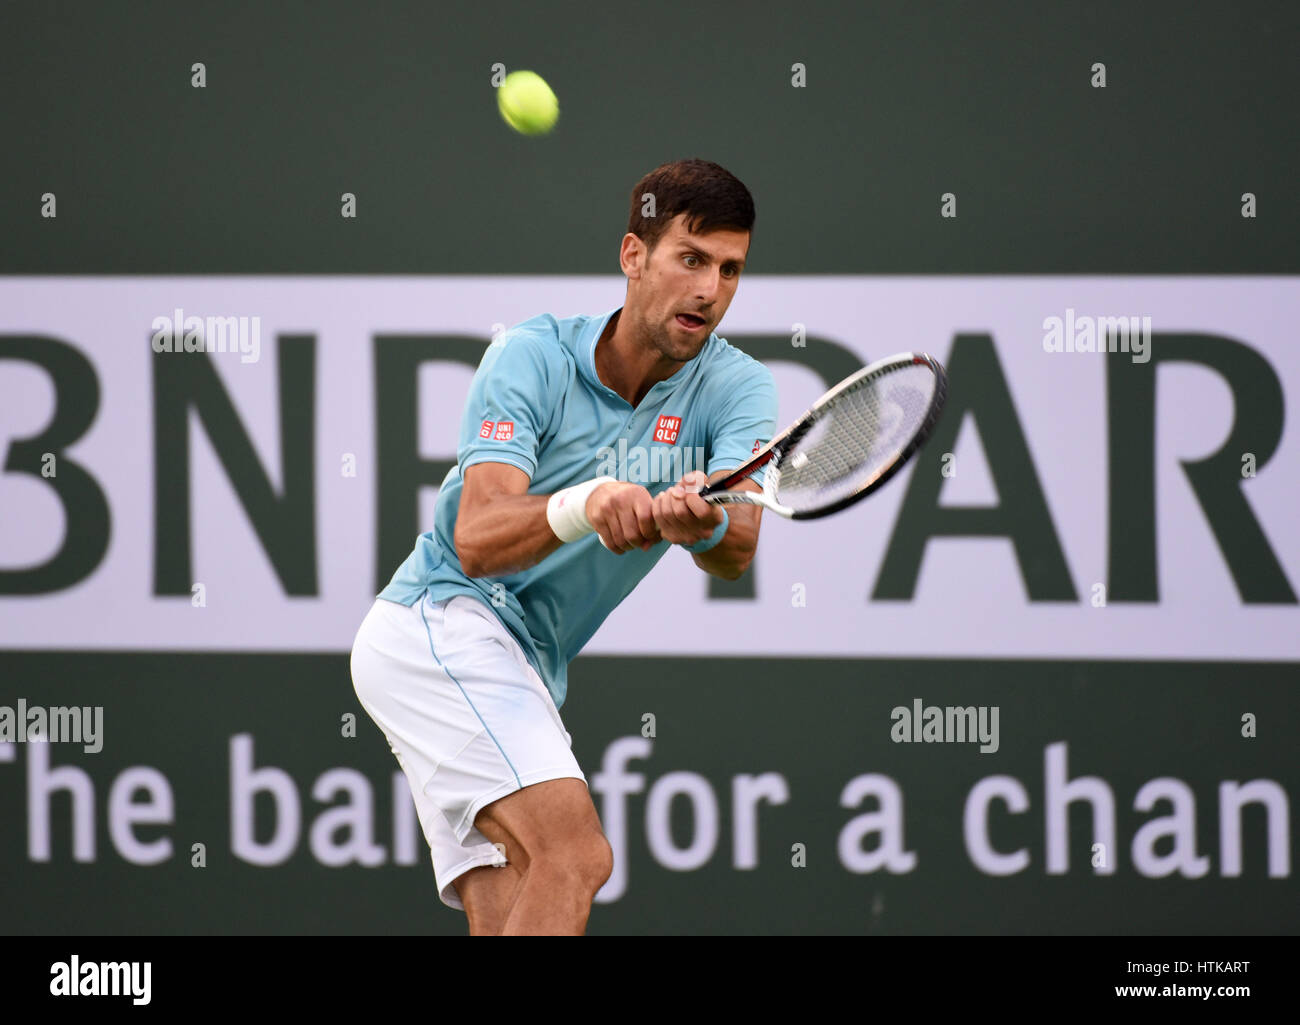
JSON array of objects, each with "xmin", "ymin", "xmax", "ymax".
[{"xmin": 627, "ymin": 214, "xmax": 749, "ymax": 363}]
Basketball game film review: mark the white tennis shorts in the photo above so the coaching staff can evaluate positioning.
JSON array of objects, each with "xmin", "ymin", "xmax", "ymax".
[{"xmin": 350, "ymin": 592, "xmax": 586, "ymax": 911}]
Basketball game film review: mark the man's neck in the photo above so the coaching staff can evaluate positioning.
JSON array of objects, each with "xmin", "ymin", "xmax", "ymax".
[{"xmin": 594, "ymin": 307, "xmax": 688, "ymax": 407}]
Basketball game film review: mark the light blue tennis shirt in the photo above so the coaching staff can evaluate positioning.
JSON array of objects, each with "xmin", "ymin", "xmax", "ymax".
[{"xmin": 379, "ymin": 306, "xmax": 778, "ymax": 708}]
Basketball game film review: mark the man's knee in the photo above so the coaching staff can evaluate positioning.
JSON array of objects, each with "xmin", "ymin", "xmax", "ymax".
[
  {"xmin": 474, "ymin": 780, "xmax": 612, "ymax": 895},
  {"xmin": 533, "ymin": 832, "xmax": 612, "ymax": 896},
  {"xmin": 578, "ymin": 832, "xmax": 615, "ymax": 891}
]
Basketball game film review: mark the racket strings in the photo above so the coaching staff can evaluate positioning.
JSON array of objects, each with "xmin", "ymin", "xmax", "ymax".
[{"xmin": 774, "ymin": 365, "xmax": 935, "ymax": 511}]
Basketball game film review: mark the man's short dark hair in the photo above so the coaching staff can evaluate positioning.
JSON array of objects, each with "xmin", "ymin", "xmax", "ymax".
[{"xmin": 627, "ymin": 158, "xmax": 755, "ymax": 255}]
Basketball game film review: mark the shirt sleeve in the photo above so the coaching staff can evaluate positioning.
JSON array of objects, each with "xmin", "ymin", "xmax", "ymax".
[
  {"xmin": 456, "ymin": 330, "xmax": 556, "ymax": 480},
  {"xmin": 707, "ymin": 358, "xmax": 779, "ymax": 487}
]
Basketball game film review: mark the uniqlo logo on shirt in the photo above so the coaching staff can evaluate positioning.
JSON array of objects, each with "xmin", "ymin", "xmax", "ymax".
[
  {"xmin": 479, "ymin": 420, "xmax": 495, "ymax": 439},
  {"xmin": 654, "ymin": 415, "xmax": 682, "ymax": 445},
  {"xmin": 493, "ymin": 421, "xmax": 515, "ymax": 441}
]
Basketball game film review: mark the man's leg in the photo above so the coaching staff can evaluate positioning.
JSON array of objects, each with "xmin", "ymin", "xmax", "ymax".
[
  {"xmin": 455, "ymin": 860, "xmax": 526, "ymax": 936},
  {"xmin": 355, "ymin": 594, "xmax": 603, "ymax": 934},
  {"xmin": 469, "ymin": 779, "xmax": 613, "ymax": 935},
  {"xmin": 353, "ymin": 597, "xmax": 523, "ymax": 931}
]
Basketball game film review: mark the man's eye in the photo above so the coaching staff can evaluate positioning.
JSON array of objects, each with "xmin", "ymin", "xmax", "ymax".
[{"xmin": 684, "ymin": 255, "xmax": 698, "ymax": 267}]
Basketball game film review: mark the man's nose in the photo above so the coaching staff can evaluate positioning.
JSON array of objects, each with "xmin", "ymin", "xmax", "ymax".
[{"xmin": 695, "ymin": 269, "xmax": 721, "ymax": 302}]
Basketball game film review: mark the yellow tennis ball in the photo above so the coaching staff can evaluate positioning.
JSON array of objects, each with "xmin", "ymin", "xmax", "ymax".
[{"xmin": 497, "ymin": 70, "xmax": 559, "ymax": 136}]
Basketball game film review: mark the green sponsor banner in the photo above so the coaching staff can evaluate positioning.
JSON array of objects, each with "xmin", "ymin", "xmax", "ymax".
[
  {"xmin": 1, "ymin": 653, "xmax": 1293, "ymax": 934},
  {"xmin": 3, "ymin": 3, "xmax": 1297, "ymax": 275}
]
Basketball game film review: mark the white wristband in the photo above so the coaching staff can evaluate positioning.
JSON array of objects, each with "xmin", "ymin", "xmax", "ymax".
[{"xmin": 547, "ymin": 476, "xmax": 617, "ymax": 543}]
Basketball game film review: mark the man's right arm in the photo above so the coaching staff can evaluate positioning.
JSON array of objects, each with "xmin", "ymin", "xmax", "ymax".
[{"xmin": 455, "ymin": 463, "xmax": 660, "ymax": 578}]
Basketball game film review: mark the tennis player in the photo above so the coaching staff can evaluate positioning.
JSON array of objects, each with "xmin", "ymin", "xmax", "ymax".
[{"xmin": 351, "ymin": 158, "xmax": 777, "ymax": 935}]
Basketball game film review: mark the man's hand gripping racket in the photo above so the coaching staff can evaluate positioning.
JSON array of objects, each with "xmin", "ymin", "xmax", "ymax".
[
  {"xmin": 581, "ymin": 351, "xmax": 948, "ymax": 552},
  {"xmin": 697, "ymin": 351, "xmax": 948, "ymax": 519}
]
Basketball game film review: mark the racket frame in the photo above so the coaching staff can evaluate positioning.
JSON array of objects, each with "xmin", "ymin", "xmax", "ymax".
[{"xmin": 698, "ymin": 351, "xmax": 948, "ymax": 520}]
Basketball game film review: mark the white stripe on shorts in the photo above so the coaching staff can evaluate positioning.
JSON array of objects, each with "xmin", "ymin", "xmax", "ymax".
[{"xmin": 350, "ymin": 592, "xmax": 586, "ymax": 911}]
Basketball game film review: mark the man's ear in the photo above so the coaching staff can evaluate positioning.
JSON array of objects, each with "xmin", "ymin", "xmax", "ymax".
[{"xmin": 620, "ymin": 232, "xmax": 647, "ymax": 280}]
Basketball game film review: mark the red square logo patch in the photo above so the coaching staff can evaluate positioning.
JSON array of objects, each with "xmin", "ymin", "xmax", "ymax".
[
  {"xmin": 654, "ymin": 415, "xmax": 681, "ymax": 445},
  {"xmin": 493, "ymin": 421, "xmax": 515, "ymax": 441},
  {"xmin": 479, "ymin": 420, "xmax": 494, "ymax": 439}
]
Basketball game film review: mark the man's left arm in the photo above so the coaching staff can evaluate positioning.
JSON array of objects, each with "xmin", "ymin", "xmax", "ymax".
[
  {"xmin": 651, "ymin": 469, "xmax": 762, "ymax": 581},
  {"xmin": 652, "ymin": 358, "xmax": 777, "ymax": 580}
]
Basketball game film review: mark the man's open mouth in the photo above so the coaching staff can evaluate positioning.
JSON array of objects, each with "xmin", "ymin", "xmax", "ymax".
[{"xmin": 676, "ymin": 313, "xmax": 707, "ymax": 329}]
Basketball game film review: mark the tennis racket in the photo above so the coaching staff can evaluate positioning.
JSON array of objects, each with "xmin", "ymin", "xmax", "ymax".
[{"xmin": 698, "ymin": 351, "xmax": 948, "ymax": 519}]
